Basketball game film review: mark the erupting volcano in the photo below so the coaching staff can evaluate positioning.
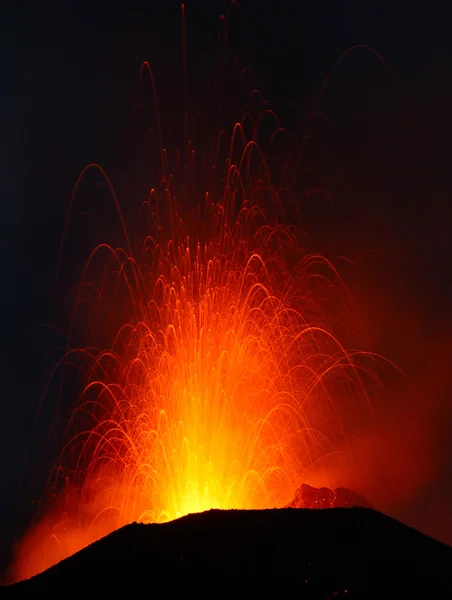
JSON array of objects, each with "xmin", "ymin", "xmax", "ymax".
[{"xmin": 9, "ymin": 5, "xmax": 398, "ymax": 585}]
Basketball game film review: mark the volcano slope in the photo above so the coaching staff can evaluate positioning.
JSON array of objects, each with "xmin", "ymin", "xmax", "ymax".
[{"xmin": 4, "ymin": 505, "xmax": 452, "ymax": 597}]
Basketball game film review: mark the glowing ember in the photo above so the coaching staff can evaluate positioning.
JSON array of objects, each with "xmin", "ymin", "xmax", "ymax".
[{"xmin": 10, "ymin": 9, "xmax": 388, "ymax": 584}]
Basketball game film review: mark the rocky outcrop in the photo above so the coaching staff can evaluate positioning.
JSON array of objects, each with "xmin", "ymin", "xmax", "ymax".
[{"xmin": 286, "ymin": 483, "xmax": 373, "ymax": 509}]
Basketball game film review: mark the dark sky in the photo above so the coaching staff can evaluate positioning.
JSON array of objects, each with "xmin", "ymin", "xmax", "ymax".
[{"xmin": 2, "ymin": 0, "xmax": 452, "ymax": 573}]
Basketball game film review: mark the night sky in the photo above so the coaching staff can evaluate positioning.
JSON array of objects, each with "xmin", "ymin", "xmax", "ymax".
[{"xmin": 2, "ymin": 0, "xmax": 452, "ymax": 574}]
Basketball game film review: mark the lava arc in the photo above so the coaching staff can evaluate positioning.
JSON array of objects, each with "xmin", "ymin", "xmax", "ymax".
[{"xmin": 11, "ymin": 9, "xmax": 388, "ymax": 584}]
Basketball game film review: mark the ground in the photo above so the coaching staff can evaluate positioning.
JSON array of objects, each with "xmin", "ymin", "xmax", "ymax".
[{"xmin": 4, "ymin": 506, "xmax": 452, "ymax": 597}]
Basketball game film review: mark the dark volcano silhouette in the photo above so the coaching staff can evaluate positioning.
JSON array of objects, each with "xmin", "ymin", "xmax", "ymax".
[{"xmin": 3, "ymin": 489, "xmax": 452, "ymax": 597}]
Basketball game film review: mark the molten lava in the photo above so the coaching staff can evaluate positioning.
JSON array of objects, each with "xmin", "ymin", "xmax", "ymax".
[
  {"xmin": 10, "ymin": 11, "xmax": 388, "ymax": 585},
  {"xmin": 13, "ymin": 174, "xmax": 376, "ymax": 580}
]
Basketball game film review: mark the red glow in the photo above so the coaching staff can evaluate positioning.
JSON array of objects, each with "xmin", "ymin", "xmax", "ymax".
[{"xmin": 10, "ymin": 12, "xmax": 394, "ymax": 585}]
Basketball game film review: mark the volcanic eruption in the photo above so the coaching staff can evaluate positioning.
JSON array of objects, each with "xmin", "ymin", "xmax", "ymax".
[{"xmin": 9, "ymin": 3, "xmax": 398, "ymax": 584}]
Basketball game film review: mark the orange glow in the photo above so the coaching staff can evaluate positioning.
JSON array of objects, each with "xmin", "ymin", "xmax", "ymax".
[
  {"xmin": 10, "ymin": 24, "xmax": 389, "ymax": 585},
  {"xmin": 12, "ymin": 159, "xmax": 380, "ymax": 581}
]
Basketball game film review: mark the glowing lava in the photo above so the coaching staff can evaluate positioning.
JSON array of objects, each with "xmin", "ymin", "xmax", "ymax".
[{"xmin": 10, "ymin": 13, "xmax": 386, "ymax": 585}]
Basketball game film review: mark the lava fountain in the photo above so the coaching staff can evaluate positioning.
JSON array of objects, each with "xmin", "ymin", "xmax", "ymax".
[{"xmin": 11, "ymin": 6, "xmax": 390, "ymax": 583}]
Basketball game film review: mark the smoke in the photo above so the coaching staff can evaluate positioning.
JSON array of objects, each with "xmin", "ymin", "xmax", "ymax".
[
  {"xmin": 8, "ymin": 470, "xmax": 132, "ymax": 583},
  {"xmin": 346, "ymin": 284, "xmax": 452, "ymax": 544}
]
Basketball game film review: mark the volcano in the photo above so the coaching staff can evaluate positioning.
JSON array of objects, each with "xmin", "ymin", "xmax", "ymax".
[
  {"xmin": 4, "ymin": 487, "xmax": 452, "ymax": 597},
  {"xmin": 6, "ymin": 3, "xmax": 450, "ymax": 595}
]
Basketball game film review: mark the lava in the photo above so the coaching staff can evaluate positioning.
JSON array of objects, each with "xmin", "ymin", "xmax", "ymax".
[{"xmin": 10, "ymin": 6, "xmax": 390, "ymax": 584}]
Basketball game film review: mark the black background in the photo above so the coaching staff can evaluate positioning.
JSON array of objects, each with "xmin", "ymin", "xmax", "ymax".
[{"xmin": 2, "ymin": 0, "xmax": 452, "ymax": 574}]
